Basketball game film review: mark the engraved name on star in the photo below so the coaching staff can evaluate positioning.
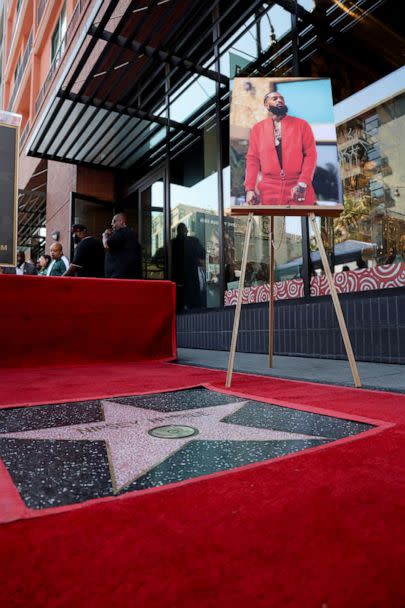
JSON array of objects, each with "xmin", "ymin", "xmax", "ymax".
[{"xmin": 1, "ymin": 400, "xmax": 325, "ymax": 493}]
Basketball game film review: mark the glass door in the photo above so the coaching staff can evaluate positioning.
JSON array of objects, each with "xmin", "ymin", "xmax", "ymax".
[
  {"xmin": 138, "ymin": 177, "xmax": 165, "ymax": 279},
  {"xmin": 71, "ymin": 193, "xmax": 114, "ymax": 260}
]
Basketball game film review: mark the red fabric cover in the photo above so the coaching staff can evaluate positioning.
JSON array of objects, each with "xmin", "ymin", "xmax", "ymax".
[
  {"xmin": 0, "ymin": 362, "xmax": 404, "ymax": 606},
  {"xmin": 0, "ymin": 275, "xmax": 176, "ymax": 367}
]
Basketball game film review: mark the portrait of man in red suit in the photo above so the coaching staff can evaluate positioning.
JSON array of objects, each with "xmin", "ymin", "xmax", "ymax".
[
  {"xmin": 245, "ymin": 90, "xmax": 317, "ymax": 206},
  {"xmin": 230, "ymin": 77, "xmax": 342, "ymax": 211}
]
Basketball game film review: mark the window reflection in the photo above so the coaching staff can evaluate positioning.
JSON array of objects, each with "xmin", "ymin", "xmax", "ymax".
[
  {"xmin": 170, "ymin": 75, "xmax": 216, "ymax": 124},
  {"xmin": 335, "ymin": 91, "xmax": 405, "ymax": 271},
  {"xmin": 224, "ymin": 177, "xmax": 303, "ymax": 287},
  {"xmin": 219, "ymin": 18, "xmax": 258, "ymax": 78},
  {"xmin": 297, "ymin": 0, "xmax": 315, "ymax": 10},
  {"xmin": 142, "ymin": 181, "xmax": 165, "ymax": 280},
  {"xmin": 259, "ymin": 4, "xmax": 291, "ymax": 50},
  {"xmin": 170, "ymin": 123, "xmax": 220, "ymax": 310}
]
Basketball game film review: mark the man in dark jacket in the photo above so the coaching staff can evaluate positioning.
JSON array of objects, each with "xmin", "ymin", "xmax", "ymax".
[
  {"xmin": 64, "ymin": 224, "xmax": 105, "ymax": 277},
  {"xmin": 15, "ymin": 251, "xmax": 38, "ymax": 275},
  {"xmin": 171, "ymin": 223, "xmax": 206, "ymax": 311},
  {"xmin": 102, "ymin": 213, "xmax": 142, "ymax": 279}
]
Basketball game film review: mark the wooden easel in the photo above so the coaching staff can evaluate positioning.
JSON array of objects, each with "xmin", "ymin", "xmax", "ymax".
[{"xmin": 225, "ymin": 205, "xmax": 361, "ymax": 389}]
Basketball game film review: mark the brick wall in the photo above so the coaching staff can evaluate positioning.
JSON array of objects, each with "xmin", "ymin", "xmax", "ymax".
[
  {"xmin": 77, "ymin": 166, "xmax": 115, "ymax": 201},
  {"xmin": 46, "ymin": 160, "xmax": 77, "ymax": 255}
]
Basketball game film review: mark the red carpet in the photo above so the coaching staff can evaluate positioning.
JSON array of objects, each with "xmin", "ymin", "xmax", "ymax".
[
  {"xmin": 0, "ymin": 275, "xmax": 176, "ymax": 367},
  {"xmin": 0, "ymin": 360, "xmax": 404, "ymax": 607}
]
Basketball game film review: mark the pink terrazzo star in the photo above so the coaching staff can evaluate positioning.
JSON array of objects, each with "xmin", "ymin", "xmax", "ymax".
[{"xmin": 2, "ymin": 400, "xmax": 325, "ymax": 492}]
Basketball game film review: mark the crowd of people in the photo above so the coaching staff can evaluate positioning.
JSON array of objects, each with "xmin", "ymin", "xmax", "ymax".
[
  {"xmin": 1, "ymin": 211, "xmax": 404, "ymax": 311},
  {"xmin": 0, "ymin": 213, "xmax": 142, "ymax": 280},
  {"xmin": 0, "ymin": 214, "xmax": 211, "ymax": 312}
]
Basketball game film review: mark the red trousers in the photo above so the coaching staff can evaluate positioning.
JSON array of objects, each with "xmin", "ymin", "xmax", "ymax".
[{"xmin": 257, "ymin": 176, "xmax": 316, "ymax": 206}]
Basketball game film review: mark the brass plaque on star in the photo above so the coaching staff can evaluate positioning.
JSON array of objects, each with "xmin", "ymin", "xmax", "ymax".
[{"xmin": 149, "ymin": 425, "xmax": 199, "ymax": 439}]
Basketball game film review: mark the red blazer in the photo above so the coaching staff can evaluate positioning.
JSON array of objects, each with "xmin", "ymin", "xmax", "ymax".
[{"xmin": 245, "ymin": 115, "xmax": 317, "ymax": 191}]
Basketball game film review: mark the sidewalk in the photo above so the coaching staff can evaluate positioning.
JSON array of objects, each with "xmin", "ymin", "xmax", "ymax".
[{"xmin": 176, "ymin": 348, "xmax": 405, "ymax": 393}]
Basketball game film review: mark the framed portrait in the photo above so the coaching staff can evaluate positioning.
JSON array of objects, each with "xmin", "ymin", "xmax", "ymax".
[{"xmin": 230, "ymin": 77, "xmax": 344, "ymax": 217}]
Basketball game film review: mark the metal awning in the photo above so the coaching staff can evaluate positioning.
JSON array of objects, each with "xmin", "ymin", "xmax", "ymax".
[
  {"xmin": 27, "ymin": 0, "xmax": 234, "ymax": 171},
  {"xmin": 26, "ymin": 0, "xmax": 398, "ymax": 173}
]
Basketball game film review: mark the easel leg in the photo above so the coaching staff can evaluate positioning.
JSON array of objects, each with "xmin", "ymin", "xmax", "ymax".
[
  {"xmin": 226, "ymin": 212, "xmax": 254, "ymax": 388},
  {"xmin": 268, "ymin": 216, "xmax": 275, "ymax": 367},
  {"xmin": 309, "ymin": 213, "xmax": 362, "ymax": 388}
]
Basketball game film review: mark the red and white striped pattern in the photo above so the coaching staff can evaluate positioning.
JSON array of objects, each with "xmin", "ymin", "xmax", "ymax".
[{"xmin": 224, "ymin": 263, "xmax": 405, "ymax": 306}]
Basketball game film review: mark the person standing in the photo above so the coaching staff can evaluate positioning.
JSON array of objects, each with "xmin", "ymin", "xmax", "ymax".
[
  {"xmin": 37, "ymin": 254, "xmax": 51, "ymax": 275},
  {"xmin": 102, "ymin": 213, "xmax": 142, "ymax": 279},
  {"xmin": 47, "ymin": 243, "xmax": 68, "ymax": 276},
  {"xmin": 15, "ymin": 251, "xmax": 38, "ymax": 275},
  {"xmin": 245, "ymin": 91, "xmax": 317, "ymax": 206},
  {"xmin": 171, "ymin": 223, "xmax": 206, "ymax": 311},
  {"xmin": 64, "ymin": 224, "xmax": 105, "ymax": 277}
]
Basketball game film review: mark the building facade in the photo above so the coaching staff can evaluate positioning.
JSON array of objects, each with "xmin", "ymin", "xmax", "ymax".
[{"xmin": 2, "ymin": 0, "xmax": 404, "ymax": 361}]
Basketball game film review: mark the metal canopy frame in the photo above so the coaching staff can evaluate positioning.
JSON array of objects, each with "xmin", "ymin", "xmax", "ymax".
[
  {"xmin": 18, "ymin": 189, "xmax": 47, "ymax": 251},
  {"xmin": 26, "ymin": 0, "xmax": 297, "ymax": 169},
  {"xmin": 26, "ymin": 0, "xmax": 397, "ymax": 175},
  {"xmin": 16, "ymin": 158, "xmax": 48, "ymax": 255}
]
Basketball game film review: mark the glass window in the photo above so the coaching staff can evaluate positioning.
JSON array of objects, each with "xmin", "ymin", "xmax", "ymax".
[
  {"xmin": 170, "ymin": 75, "xmax": 216, "ymax": 124},
  {"xmin": 308, "ymin": 216, "xmax": 334, "ymax": 277},
  {"xmin": 71, "ymin": 194, "xmax": 113, "ymax": 259},
  {"xmin": 335, "ymin": 91, "xmax": 405, "ymax": 271},
  {"xmin": 364, "ymin": 114, "xmax": 379, "ymax": 135},
  {"xmin": 297, "ymin": 0, "xmax": 315, "ymax": 10},
  {"xmin": 170, "ymin": 120, "xmax": 220, "ymax": 311},
  {"xmin": 51, "ymin": 3, "xmax": 67, "ymax": 63},
  {"xmin": 219, "ymin": 18, "xmax": 258, "ymax": 79},
  {"xmin": 140, "ymin": 180, "xmax": 165, "ymax": 280},
  {"xmin": 14, "ymin": 56, "xmax": 21, "ymax": 84},
  {"xmin": 368, "ymin": 144, "xmax": 380, "ymax": 162},
  {"xmin": 259, "ymin": 5, "xmax": 292, "ymax": 52}
]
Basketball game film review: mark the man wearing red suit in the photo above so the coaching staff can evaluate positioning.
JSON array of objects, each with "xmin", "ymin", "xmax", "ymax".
[{"xmin": 245, "ymin": 91, "xmax": 317, "ymax": 206}]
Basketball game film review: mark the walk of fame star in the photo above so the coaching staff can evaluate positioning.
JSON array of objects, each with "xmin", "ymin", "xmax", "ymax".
[
  {"xmin": 1, "ymin": 399, "xmax": 326, "ymax": 493},
  {"xmin": 0, "ymin": 388, "xmax": 373, "ymax": 511}
]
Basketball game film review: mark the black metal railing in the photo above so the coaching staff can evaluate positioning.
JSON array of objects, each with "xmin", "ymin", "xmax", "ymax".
[
  {"xmin": 8, "ymin": 31, "xmax": 32, "ymax": 111},
  {"xmin": 35, "ymin": 1, "xmax": 83, "ymax": 116}
]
